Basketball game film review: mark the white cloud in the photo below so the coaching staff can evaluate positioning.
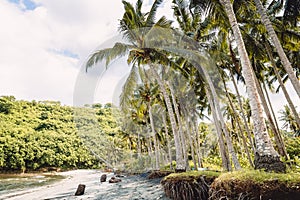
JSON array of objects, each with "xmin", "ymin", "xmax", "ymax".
[
  {"xmin": 0, "ymin": 0, "xmax": 128, "ymax": 105},
  {"xmin": 0, "ymin": 0, "xmax": 175, "ymax": 106}
]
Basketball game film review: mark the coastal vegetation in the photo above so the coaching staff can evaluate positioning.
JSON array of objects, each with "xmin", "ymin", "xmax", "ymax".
[
  {"xmin": 1, "ymin": 0, "xmax": 300, "ymax": 199},
  {"xmin": 0, "ymin": 96, "xmax": 122, "ymax": 172}
]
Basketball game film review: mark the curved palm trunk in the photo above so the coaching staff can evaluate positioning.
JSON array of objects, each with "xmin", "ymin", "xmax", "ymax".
[
  {"xmin": 150, "ymin": 65, "xmax": 185, "ymax": 171},
  {"xmin": 229, "ymin": 43, "xmax": 255, "ymax": 152},
  {"xmin": 253, "ymin": 0, "xmax": 300, "ymax": 98},
  {"xmin": 220, "ymin": 0, "xmax": 286, "ymax": 172}
]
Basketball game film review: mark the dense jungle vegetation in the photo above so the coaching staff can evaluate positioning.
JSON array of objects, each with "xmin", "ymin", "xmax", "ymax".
[{"xmin": 0, "ymin": 96, "xmax": 122, "ymax": 172}]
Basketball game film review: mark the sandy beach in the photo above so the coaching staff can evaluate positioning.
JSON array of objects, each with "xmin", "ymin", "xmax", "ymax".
[{"xmin": 0, "ymin": 170, "xmax": 168, "ymax": 200}]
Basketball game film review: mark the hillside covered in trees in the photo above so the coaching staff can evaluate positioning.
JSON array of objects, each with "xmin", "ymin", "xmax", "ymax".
[{"xmin": 0, "ymin": 96, "xmax": 122, "ymax": 172}]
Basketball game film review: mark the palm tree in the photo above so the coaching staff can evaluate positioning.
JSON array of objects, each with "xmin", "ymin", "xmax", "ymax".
[
  {"xmin": 86, "ymin": 0, "xmax": 187, "ymax": 171},
  {"xmin": 253, "ymin": 0, "xmax": 300, "ymax": 98},
  {"xmin": 190, "ymin": 0, "xmax": 286, "ymax": 172},
  {"xmin": 172, "ymin": 0, "xmax": 234, "ymax": 171}
]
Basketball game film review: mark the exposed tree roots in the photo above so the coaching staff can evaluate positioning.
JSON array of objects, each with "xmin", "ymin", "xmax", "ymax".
[
  {"xmin": 209, "ymin": 179, "xmax": 300, "ymax": 200},
  {"xmin": 161, "ymin": 175, "xmax": 217, "ymax": 200}
]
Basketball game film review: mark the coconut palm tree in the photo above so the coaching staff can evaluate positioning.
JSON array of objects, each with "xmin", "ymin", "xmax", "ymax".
[
  {"xmin": 86, "ymin": 0, "xmax": 188, "ymax": 170},
  {"xmin": 253, "ymin": 0, "xmax": 300, "ymax": 98},
  {"xmin": 189, "ymin": 0, "xmax": 285, "ymax": 172}
]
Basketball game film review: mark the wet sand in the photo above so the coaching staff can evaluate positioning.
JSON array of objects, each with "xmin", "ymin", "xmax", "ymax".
[{"xmin": 0, "ymin": 170, "xmax": 168, "ymax": 200}]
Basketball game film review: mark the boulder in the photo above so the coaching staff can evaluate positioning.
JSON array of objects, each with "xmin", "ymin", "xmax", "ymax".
[
  {"xmin": 109, "ymin": 177, "xmax": 121, "ymax": 183},
  {"xmin": 75, "ymin": 184, "xmax": 85, "ymax": 196},
  {"xmin": 100, "ymin": 174, "xmax": 107, "ymax": 182}
]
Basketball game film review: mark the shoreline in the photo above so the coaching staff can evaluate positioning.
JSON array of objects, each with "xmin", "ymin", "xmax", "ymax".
[
  {"xmin": 0, "ymin": 169, "xmax": 103, "ymax": 200},
  {"xmin": 0, "ymin": 169, "xmax": 168, "ymax": 200}
]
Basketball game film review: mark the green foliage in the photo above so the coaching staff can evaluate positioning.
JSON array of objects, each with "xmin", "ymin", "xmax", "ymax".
[
  {"xmin": 0, "ymin": 96, "xmax": 127, "ymax": 172},
  {"xmin": 163, "ymin": 170, "xmax": 221, "ymax": 182},
  {"xmin": 286, "ymin": 137, "xmax": 300, "ymax": 159},
  {"xmin": 216, "ymin": 169, "xmax": 300, "ymax": 186}
]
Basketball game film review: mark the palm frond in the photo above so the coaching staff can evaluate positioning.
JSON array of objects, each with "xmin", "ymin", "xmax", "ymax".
[
  {"xmin": 283, "ymin": 0, "xmax": 300, "ymax": 26},
  {"xmin": 267, "ymin": 0, "xmax": 283, "ymax": 16},
  {"xmin": 135, "ymin": 0, "xmax": 143, "ymax": 17},
  {"xmin": 145, "ymin": 0, "xmax": 164, "ymax": 27},
  {"xmin": 172, "ymin": 0, "xmax": 192, "ymax": 32},
  {"xmin": 155, "ymin": 16, "xmax": 173, "ymax": 28},
  {"xmin": 86, "ymin": 42, "xmax": 132, "ymax": 71},
  {"xmin": 120, "ymin": 65, "xmax": 139, "ymax": 111}
]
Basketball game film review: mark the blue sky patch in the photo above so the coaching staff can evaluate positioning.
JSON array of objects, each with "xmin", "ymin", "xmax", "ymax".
[
  {"xmin": 49, "ymin": 49, "xmax": 79, "ymax": 59},
  {"xmin": 8, "ymin": 0, "xmax": 38, "ymax": 10}
]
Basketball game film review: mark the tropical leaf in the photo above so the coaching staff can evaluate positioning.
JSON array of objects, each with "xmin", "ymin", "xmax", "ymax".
[
  {"xmin": 86, "ymin": 42, "xmax": 132, "ymax": 71},
  {"xmin": 120, "ymin": 65, "xmax": 139, "ymax": 111},
  {"xmin": 145, "ymin": 0, "xmax": 164, "ymax": 27}
]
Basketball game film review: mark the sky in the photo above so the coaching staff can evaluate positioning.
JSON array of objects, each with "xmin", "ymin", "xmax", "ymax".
[
  {"xmin": 0, "ymin": 0, "xmax": 298, "ymax": 125},
  {"xmin": 0, "ymin": 0, "xmax": 173, "ymax": 106}
]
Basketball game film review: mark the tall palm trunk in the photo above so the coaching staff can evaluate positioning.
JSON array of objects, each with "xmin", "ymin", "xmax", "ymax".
[
  {"xmin": 253, "ymin": 74, "xmax": 288, "ymax": 159},
  {"xmin": 137, "ymin": 126, "xmax": 142, "ymax": 158},
  {"xmin": 220, "ymin": 0, "xmax": 285, "ymax": 172},
  {"xmin": 149, "ymin": 105, "xmax": 160, "ymax": 170},
  {"xmin": 201, "ymin": 64, "xmax": 241, "ymax": 170},
  {"xmin": 162, "ymin": 112, "xmax": 173, "ymax": 170},
  {"xmin": 222, "ymin": 77, "xmax": 254, "ymax": 167},
  {"xmin": 192, "ymin": 120, "xmax": 203, "ymax": 168},
  {"xmin": 228, "ymin": 44, "xmax": 255, "ymax": 152},
  {"xmin": 206, "ymin": 87, "xmax": 232, "ymax": 171},
  {"xmin": 168, "ymin": 82, "xmax": 189, "ymax": 170},
  {"xmin": 149, "ymin": 65, "xmax": 185, "ymax": 171},
  {"xmin": 229, "ymin": 70, "xmax": 256, "ymax": 152},
  {"xmin": 262, "ymin": 81, "xmax": 281, "ymax": 133},
  {"xmin": 185, "ymin": 118, "xmax": 198, "ymax": 170},
  {"xmin": 265, "ymin": 43, "xmax": 300, "ymax": 129},
  {"xmin": 253, "ymin": 0, "xmax": 300, "ymax": 98}
]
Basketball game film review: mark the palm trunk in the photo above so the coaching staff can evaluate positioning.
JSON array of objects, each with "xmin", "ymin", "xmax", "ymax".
[
  {"xmin": 149, "ymin": 65, "xmax": 185, "ymax": 171},
  {"xmin": 192, "ymin": 121, "xmax": 203, "ymax": 168},
  {"xmin": 201, "ymin": 64, "xmax": 241, "ymax": 170},
  {"xmin": 253, "ymin": 74, "xmax": 288, "ymax": 159},
  {"xmin": 162, "ymin": 112, "xmax": 173, "ymax": 170},
  {"xmin": 137, "ymin": 127, "xmax": 142, "ymax": 158},
  {"xmin": 262, "ymin": 81, "xmax": 280, "ymax": 133},
  {"xmin": 168, "ymin": 82, "xmax": 189, "ymax": 170},
  {"xmin": 229, "ymin": 51, "xmax": 255, "ymax": 153},
  {"xmin": 149, "ymin": 105, "xmax": 160, "ymax": 170},
  {"xmin": 253, "ymin": 0, "xmax": 300, "ymax": 98},
  {"xmin": 265, "ymin": 42, "xmax": 300, "ymax": 129},
  {"xmin": 222, "ymin": 77, "xmax": 254, "ymax": 167},
  {"xmin": 185, "ymin": 119, "xmax": 198, "ymax": 170},
  {"xmin": 220, "ymin": 0, "xmax": 285, "ymax": 172},
  {"xmin": 206, "ymin": 87, "xmax": 232, "ymax": 171}
]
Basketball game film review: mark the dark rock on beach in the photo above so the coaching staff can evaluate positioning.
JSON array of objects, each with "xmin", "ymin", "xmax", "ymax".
[
  {"xmin": 109, "ymin": 176, "xmax": 122, "ymax": 183},
  {"xmin": 74, "ymin": 184, "xmax": 85, "ymax": 196},
  {"xmin": 100, "ymin": 174, "xmax": 107, "ymax": 182}
]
